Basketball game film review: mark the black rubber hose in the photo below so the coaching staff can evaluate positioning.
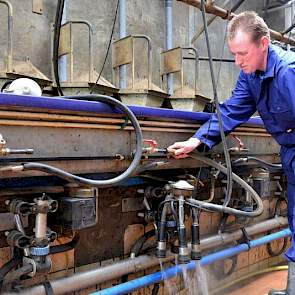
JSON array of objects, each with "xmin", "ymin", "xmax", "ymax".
[
  {"xmin": 266, "ymin": 198, "xmax": 288, "ymax": 256},
  {"xmin": 1, "ymin": 80, "xmax": 13, "ymax": 92},
  {"xmin": 186, "ymin": 154, "xmax": 263, "ymax": 217},
  {"xmin": 0, "ymin": 250, "xmax": 22, "ymax": 290},
  {"xmin": 130, "ymin": 229, "xmax": 156, "ymax": 257},
  {"xmin": 152, "ymin": 283, "xmax": 160, "ymax": 295},
  {"xmin": 156, "ymin": 198, "xmax": 177, "ymax": 221},
  {"xmin": 53, "ymin": 0, "xmax": 65, "ymax": 96},
  {"xmin": 200, "ymin": 0, "xmax": 233, "ymax": 207},
  {"xmin": 266, "ymin": 233, "xmax": 288, "ymax": 257},
  {"xmin": 170, "ymin": 200, "xmax": 179, "ymax": 224},
  {"xmin": 232, "ymin": 156, "xmax": 282, "ymax": 170},
  {"xmin": 21, "ymin": 95, "xmax": 142, "ymax": 187},
  {"xmin": 6, "ymin": 264, "xmax": 33, "ymax": 283},
  {"xmin": 218, "ymin": 213, "xmax": 230, "ymax": 233},
  {"xmin": 244, "ymin": 156, "xmax": 281, "ymax": 169},
  {"xmin": 50, "ymin": 234, "xmax": 80, "ymax": 254}
]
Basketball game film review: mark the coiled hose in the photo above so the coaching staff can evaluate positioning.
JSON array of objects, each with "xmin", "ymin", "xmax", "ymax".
[
  {"xmin": 18, "ymin": 95, "xmax": 143, "ymax": 187},
  {"xmin": 186, "ymin": 153, "xmax": 263, "ymax": 217}
]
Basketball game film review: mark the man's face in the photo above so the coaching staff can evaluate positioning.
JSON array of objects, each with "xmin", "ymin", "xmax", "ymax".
[{"xmin": 228, "ymin": 30, "xmax": 268, "ymax": 74}]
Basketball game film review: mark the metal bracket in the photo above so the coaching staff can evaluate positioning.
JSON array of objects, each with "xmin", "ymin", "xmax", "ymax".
[
  {"xmin": 160, "ymin": 47, "xmax": 199, "ymax": 97},
  {"xmin": 112, "ymin": 35, "xmax": 152, "ymax": 90}
]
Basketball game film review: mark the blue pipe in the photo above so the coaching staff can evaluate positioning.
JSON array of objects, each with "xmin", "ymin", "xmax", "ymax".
[
  {"xmin": 119, "ymin": 0, "xmax": 127, "ymax": 89},
  {"xmin": 91, "ymin": 228, "xmax": 291, "ymax": 295},
  {"xmin": 0, "ymin": 93, "xmax": 263, "ymax": 126},
  {"xmin": 58, "ymin": 0, "xmax": 68, "ymax": 82},
  {"xmin": 165, "ymin": 0, "xmax": 173, "ymax": 95}
]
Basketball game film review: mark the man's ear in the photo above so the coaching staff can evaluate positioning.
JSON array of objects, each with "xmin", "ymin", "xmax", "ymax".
[{"xmin": 260, "ymin": 36, "xmax": 270, "ymax": 51}]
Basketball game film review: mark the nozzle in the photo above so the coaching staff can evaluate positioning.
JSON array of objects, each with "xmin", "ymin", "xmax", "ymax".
[{"xmin": 0, "ymin": 148, "xmax": 34, "ymax": 156}]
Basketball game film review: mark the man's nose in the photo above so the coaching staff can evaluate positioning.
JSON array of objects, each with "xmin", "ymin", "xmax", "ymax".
[{"xmin": 235, "ymin": 55, "xmax": 242, "ymax": 66}]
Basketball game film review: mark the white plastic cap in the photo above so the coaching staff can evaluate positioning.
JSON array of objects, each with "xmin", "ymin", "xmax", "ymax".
[{"xmin": 7, "ymin": 78, "xmax": 42, "ymax": 96}]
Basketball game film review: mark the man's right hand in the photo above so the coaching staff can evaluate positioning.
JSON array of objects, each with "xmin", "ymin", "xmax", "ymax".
[{"xmin": 167, "ymin": 137, "xmax": 202, "ymax": 159}]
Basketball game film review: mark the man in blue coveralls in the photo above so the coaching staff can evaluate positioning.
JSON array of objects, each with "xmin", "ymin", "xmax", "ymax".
[{"xmin": 168, "ymin": 11, "xmax": 295, "ymax": 295}]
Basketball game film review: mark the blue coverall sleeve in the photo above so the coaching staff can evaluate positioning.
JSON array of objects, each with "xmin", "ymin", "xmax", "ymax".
[
  {"xmin": 282, "ymin": 66, "xmax": 295, "ymax": 115},
  {"xmin": 193, "ymin": 71, "xmax": 256, "ymax": 149}
]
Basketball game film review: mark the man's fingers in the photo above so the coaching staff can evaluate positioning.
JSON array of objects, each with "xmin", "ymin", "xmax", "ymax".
[
  {"xmin": 167, "ymin": 146, "xmax": 177, "ymax": 154},
  {"xmin": 167, "ymin": 146, "xmax": 186, "ymax": 156},
  {"xmin": 174, "ymin": 147, "xmax": 186, "ymax": 156},
  {"xmin": 175, "ymin": 154, "xmax": 188, "ymax": 159},
  {"xmin": 168, "ymin": 138, "xmax": 200, "ymax": 159},
  {"xmin": 168, "ymin": 142, "xmax": 182, "ymax": 150}
]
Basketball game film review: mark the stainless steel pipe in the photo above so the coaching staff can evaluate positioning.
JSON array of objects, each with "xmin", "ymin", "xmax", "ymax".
[{"xmin": 8, "ymin": 216, "xmax": 288, "ymax": 295}]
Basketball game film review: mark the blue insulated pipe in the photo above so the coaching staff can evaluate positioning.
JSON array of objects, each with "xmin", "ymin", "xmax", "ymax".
[
  {"xmin": 0, "ymin": 93, "xmax": 264, "ymax": 126},
  {"xmin": 91, "ymin": 228, "xmax": 291, "ymax": 295}
]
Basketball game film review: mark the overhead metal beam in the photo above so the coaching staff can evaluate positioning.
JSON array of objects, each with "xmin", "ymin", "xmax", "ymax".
[
  {"xmin": 191, "ymin": 0, "xmax": 245, "ymax": 43},
  {"xmin": 178, "ymin": 0, "xmax": 295, "ymax": 46}
]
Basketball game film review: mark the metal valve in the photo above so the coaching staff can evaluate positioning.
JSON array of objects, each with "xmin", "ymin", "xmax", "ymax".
[
  {"xmin": 0, "ymin": 133, "xmax": 34, "ymax": 156},
  {"xmin": 142, "ymin": 139, "xmax": 167, "ymax": 154}
]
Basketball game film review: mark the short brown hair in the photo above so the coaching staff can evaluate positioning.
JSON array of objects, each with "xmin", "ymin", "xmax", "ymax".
[{"xmin": 227, "ymin": 11, "xmax": 270, "ymax": 42}]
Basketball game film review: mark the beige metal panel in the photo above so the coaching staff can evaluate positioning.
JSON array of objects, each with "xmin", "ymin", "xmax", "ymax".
[
  {"xmin": 59, "ymin": 23, "xmax": 71, "ymax": 57},
  {"xmin": 112, "ymin": 36, "xmax": 134, "ymax": 68},
  {"xmin": 32, "ymin": 0, "xmax": 43, "ymax": 15},
  {"xmin": 161, "ymin": 47, "xmax": 182, "ymax": 75}
]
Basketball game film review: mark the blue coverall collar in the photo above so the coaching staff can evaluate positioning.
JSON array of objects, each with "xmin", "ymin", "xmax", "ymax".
[{"xmin": 250, "ymin": 44, "xmax": 276, "ymax": 80}]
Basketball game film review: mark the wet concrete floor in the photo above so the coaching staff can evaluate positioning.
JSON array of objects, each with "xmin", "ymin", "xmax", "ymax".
[{"xmin": 227, "ymin": 269, "xmax": 287, "ymax": 295}]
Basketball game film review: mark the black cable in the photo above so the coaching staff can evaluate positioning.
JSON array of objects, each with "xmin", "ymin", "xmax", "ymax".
[
  {"xmin": 194, "ymin": 0, "xmax": 233, "ymax": 197},
  {"xmin": 53, "ymin": 0, "xmax": 65, "ymax": 96},
  {"xmin": 200, "ymin": 0, "xmax": 233, "ymax": 206},
  {"xmin": 89, "ymin": 0, "xmax": 119, "ymax": 94}
]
